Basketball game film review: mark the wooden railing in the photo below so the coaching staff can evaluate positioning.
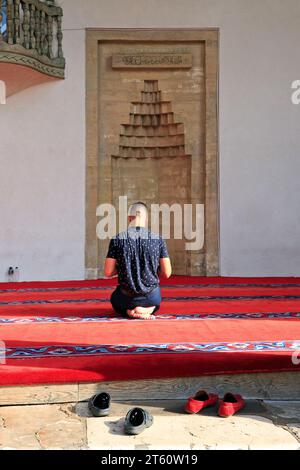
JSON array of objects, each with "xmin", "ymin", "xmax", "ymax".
[{"xmin": 0, "ymin": 0, "xmax": 65, "ymax": 78}]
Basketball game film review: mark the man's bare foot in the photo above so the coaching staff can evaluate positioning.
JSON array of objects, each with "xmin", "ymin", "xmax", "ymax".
[
  {"xmin": 126, "ymin": 308, "xmax": 155, "ymax": 320},
  {"xmin": 134, "ymin": 306, "xmax": 155, "ymax": 315}
]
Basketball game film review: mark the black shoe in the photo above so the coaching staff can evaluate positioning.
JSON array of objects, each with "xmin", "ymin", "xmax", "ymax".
[
  {"xmin": 124, "ymin": 407, "xmax": 153, "ymax": 435},
  {"xmin": 88, "ymin": 392, "xmax": 111, "ymax": 417}
]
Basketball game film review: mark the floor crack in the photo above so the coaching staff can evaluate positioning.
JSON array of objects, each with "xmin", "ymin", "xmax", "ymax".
[
  {"xmin": 280, "ymin": 425, "xmax": 300, "ymax": 445},
  {"xmin": 0, "ymin": 416, "xmax": 6, "ymax": 428},
  {"xmin": 34, "ymin": 431, "xmax": 44, "ymax": 450}
]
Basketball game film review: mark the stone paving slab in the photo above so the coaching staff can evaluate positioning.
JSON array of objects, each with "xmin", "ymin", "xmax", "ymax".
[
  {"xmin": 0, "ymin": 403, "xmax": 86, "ymax": 450},
  {"xmin": 0, "ymin": 400, "xmax": 300, "ymax": 450},
  {"xmin": 80, "ymin": 399, "xmax": 299, "ymax": 450},
  {"xmin": 85, "ymin": 407, "xmax": 298, "ymax": 450}
]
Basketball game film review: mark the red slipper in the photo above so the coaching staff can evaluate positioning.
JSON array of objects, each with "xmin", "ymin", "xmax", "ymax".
[
  {"xmin": 185, "ymin": 390, "xmax": 218, "ymax": 414},
  {"xmin": 218, "ymin": 393, "xmax": 245, "ymax": 417}
]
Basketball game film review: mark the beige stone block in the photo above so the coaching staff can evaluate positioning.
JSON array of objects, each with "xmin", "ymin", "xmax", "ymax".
[
  {"xmin": 0, "ymin": 384, "xmax": 78, "ymax": 406},
  {"xmin": 85, "ymin": 412, "xmax": 298, "ymax": 451},
  {"xmin": 0, "ymin": 404, "xmax": 86, "ymax": 450}
]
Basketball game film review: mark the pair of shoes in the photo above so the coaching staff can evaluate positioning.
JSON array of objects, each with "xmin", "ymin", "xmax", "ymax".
[
  {"xmin": 185, "ymin": 390, "xmax": 245, "ymax": 417},
  {"xmin": 88, "ymin": 392, "xmax": 153, "ymax": 435}
]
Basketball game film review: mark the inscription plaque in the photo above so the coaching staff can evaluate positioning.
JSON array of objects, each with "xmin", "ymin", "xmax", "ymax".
[{"xmin": 112, "ymin": 53, "xmax": 192, "ymax": 69}]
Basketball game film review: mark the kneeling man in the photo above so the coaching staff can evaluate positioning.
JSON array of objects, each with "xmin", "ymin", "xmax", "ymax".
[{"xmin": 104, "ymin": 202, "xmax": 172, "ymax": 319}]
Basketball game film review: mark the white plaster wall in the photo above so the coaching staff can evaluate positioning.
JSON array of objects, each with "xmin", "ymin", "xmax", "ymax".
[{"xmin": 0, "ymin": 0, "xmax": 299, "ymax": 280}]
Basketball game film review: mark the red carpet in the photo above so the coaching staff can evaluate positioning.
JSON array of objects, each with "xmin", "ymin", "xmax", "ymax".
[{"xmin": 0, "ymin": 276, "xmax": 300, "ymax": 386}]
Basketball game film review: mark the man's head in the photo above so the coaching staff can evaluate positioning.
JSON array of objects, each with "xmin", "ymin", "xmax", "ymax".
[{"xmin": 128, "ymin": 202, "xmax": 148, "ymax": 227}]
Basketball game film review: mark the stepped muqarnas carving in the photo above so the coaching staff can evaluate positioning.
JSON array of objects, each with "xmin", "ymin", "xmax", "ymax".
[{"xmin": 111, "ymin": 80, "xmax": 192, "ymax": 274}]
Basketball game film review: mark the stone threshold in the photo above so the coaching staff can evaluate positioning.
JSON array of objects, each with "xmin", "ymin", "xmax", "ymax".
[{"xmin": 0, "ymin": 371, "xmax": 299, "ymax": 406}]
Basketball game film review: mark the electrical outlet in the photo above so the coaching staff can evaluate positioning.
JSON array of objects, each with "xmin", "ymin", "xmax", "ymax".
[{"xmin": 6, "ymin": 266, "xmax": 20, "ymax": 282}]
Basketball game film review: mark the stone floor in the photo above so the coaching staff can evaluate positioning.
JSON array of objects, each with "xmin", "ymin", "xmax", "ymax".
[{"xmin": 0, "ymin": 400, "xmax": 299, "ymax": 450}]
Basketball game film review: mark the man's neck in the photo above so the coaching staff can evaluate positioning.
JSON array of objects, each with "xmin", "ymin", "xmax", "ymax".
[{"xmin": 128, "ymin": 221, "xmax": 146, "ymax": 229}]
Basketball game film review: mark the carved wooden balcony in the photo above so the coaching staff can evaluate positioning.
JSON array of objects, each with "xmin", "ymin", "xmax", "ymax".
[{"xmin": 0, "ymin": 0, "xmax": 65, "ymax": 97}]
